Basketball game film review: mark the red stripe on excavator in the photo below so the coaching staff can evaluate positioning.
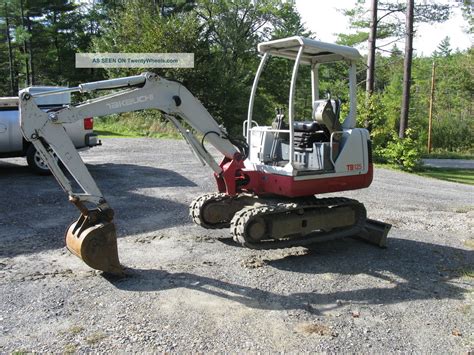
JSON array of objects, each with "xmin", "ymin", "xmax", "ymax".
[
  {"xmin": 241, "ymin": 164, "xmax": 374, "ymax": 197},
  {"xmin": 215, "ymin": 156, "xmax": 373, "ymax": 197}
]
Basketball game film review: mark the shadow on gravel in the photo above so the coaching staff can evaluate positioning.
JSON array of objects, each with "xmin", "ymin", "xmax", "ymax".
[
  {"xmin": 0, "ymin": 161, "xmax": 31, "ymax": 175},
  {"xmin": 108, "ymin": 237, "xmax": 472, "ymax": 310},
  {"xmin": 0, "ymin": 163, "xmax": 195, "ymax": 257}
]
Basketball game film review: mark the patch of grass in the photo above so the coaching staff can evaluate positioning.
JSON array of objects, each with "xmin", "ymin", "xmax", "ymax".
[
  {"xmin": 376, "ymin": 163, "xmax": 474, "ymax": 185},
  {"xmin": 86, "ymin": 331, "xmax": 107, "ymax": 345},
  {"xmin": 94, "ymin": 122, "xmax": 180, "ymax": 139},
  {"xmin": 93, "ymin": 127, "xmax": 136, "ymax": 138},
  {"xmin": 457, "ymin": 304, "xmax": 472, "ymax": 315},
  {"xmin": 64, "ymin": 343, "xmax": 77, "ymax": 353},
  {"xmin": 422, "ymin": 149, "xmax": 473, "ymax": 160},
  {"xmin": 416, "ymin": 167, "xmax": 474, "ymax": 185},
  {"xmin": 460, "ymin": 268, "xmax": 474, "ymax": 279},
  {"xmin": 68, "ymin": 325, "xmax": 84, "ymax": 335},
  {"xmin": 464, "ymin": 239, "xmax": 474, "ymax": 250},
  {"xmin": 94, "ymin": 111, "xmax": 181, "ymax": 139},
  {"xmin": 455, "ymin": 206, "xmax": 474, "ymax": 213}
]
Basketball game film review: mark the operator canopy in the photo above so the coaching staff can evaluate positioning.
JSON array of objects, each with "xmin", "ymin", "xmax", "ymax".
[{"xmin": 258, "ymin": 36, "xmax": 362, "ymax": 64}]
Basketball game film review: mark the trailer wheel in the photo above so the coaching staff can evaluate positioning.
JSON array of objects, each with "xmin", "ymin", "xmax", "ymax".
[{"xmin": 26, "ymin": 145, "xmax": 55, "ymax": 175}]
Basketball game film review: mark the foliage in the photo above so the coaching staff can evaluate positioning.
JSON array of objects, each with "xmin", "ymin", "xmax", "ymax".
[
  {"xmin": 95, "ymin": 111, "xmax": 181, "ymax": 138},
  {"xmin": 0, "ymin": 0, "xmax": 471, "ymax": 172},
  {"xmin": 355, "ymin": 92, "xmax": 393, "ymax": 161},
  {"xmin": 0, "ymin": 0, "xmax": 105, "ymax": 95},
  {"xmin": 432, "ymin": 116, "xmax": 473, "ymax": 152},
  {"xmin": 434, "ymin": 36, "xmax": 452, "ymax": 57},
  {"xmin": 383, "ymin": 128, "xmax": 422, "ymax": 171},
  {"xmin": 90, "ymin": 0, "xmax": 313, "ymax": 134},
  {"xmin": 456, "ymin": 0, "xmax": 473, "ymax": 33},
  {"xmin": 337, "ymin": 0, "xmax": 451, "ymax": 47}
]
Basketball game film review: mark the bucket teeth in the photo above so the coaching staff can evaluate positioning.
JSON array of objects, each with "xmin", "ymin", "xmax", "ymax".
[{"xmin": 65, "ymin": 213, "xmax": 123, "ymax": 275}]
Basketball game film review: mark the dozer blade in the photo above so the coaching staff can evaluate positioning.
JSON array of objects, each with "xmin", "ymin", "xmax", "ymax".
[
  {"xmin": 65, "ymin": 214, "xmax": 123, "ymax": 275},
  {"xmin": 356, "ymin": 218, "xmax": 392, "ymax": 248}
]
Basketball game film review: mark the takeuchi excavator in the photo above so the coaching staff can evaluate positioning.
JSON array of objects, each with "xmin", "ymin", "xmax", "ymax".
[{"xmin": 19, "ymin": 36, "xmax": 391, "ymax": 275}]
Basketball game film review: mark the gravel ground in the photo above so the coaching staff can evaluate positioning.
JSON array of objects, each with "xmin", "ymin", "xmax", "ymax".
[{"xmin": 0, "ymin": 138, "xmax": 472, "ymax": 353}]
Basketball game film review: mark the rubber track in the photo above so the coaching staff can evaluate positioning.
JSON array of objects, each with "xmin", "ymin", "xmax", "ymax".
[
  {"xmin": 230, "ymin": 197, "xmax": 367, "ymax": 250},
  {"xmin": 189, "ymin": 192, "xmax": 232, "ymax": 229}
]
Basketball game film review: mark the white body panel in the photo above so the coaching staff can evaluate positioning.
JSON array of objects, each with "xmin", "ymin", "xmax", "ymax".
[
  {"xmin": 333, "ymin": 129, "xmax": 369, "ymax": 174},
  {"xmin": 246, "ymin": 125, "xmax": 369, "ymax": 179}
]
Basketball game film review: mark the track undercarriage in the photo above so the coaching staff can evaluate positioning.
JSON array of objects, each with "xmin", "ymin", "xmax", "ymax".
[{"xmin": 190, "ymin": 193, "xmax": 391, "ymax": 249}]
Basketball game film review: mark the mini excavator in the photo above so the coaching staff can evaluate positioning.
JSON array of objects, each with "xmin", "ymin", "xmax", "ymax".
[{"xmin": 19, "ymin": 37, "xmax": 391, "ymax": 274}]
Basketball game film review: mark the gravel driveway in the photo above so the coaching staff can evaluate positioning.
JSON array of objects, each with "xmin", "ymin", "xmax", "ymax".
[{"xmin": 0, "ymin": 138, "xmax": 472, "ymax": 353}]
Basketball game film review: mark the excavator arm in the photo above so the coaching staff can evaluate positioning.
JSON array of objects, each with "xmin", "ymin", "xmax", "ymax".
[{"xmin": 19, "ymin": 72, "xmax": 244, "ymax": 274}]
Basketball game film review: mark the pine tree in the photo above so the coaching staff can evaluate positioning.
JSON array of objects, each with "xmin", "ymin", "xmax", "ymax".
[{"xmin": 434, "ymin": 36, "xmax": 452, "ymax": 57}]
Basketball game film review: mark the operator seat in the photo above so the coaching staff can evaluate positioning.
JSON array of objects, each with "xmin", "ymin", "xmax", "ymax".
[{"xmin": 313, "ymin": 99, "xmax": 342, "ymax": 137}]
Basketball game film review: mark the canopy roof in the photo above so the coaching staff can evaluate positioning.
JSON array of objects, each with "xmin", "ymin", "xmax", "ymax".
[{"xmin": 258, "ymin": 36, "xmax": 362, "ymax": 64}]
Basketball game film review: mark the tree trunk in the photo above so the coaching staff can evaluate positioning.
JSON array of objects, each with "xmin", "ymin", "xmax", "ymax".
[
  {"xmin": 4, "ymin": 2, "xmax": 15, "ymax": 95},
  {"xmin": 365, "ymin": 0, "xmax": 378, "ymax": 130},
  {"xmin": 26, "ymin": 14, "xmax": 35, "ymax": 85},
  {"xmin": 53, "ymin": 11, "xmax": 62, "ymax": 77},
  {"xmin": 427, "ymin": 61, "xmax": 436, "ymax": 153},
  {"xmin": 366, "ymin": 0, "xmax": 377, "ymax": 96},
  {"xmin": 20, "ymin": 0, "xmax": 30, "ymax": 86},
  {"xmin": 399, "ymin": 0, "xmax": 414, "ymax": 139}
]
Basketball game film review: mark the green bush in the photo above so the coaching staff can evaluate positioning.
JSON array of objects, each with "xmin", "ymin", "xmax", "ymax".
[
  {"xmin": 432, "ymin": 116, "xmax": 473, "ymax": 152},
  {"xmin": 383, "ymin": 129, "xmax": 423, "ymax": 171}
]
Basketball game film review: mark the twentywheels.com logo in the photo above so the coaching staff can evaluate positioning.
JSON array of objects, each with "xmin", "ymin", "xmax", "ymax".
[{"xmin": 76, "ymin": 53, "xmax": 194, "ymax": 68}]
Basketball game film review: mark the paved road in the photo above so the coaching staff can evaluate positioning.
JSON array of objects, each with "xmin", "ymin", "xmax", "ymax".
[
  {"xmin": 0, "ymin": 138, "xmax": 473, "ymax": 353},
  {"xmin": 423, "ymin": 159, "xmax": 474, "ymax": 169}
]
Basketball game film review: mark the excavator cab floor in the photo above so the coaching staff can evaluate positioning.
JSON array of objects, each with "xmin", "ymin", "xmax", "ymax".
[{"xmin": 65, "ymin": 214, "xmax": 123, "ymax": 275}]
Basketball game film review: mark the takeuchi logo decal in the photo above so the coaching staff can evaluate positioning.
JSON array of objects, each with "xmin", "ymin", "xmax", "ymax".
[{"xmin": 106, "ymin": 94, "xmax": 154, "ymax": 109}]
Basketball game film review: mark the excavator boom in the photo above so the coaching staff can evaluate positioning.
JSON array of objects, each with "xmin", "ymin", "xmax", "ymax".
[{"xmin": 19, "ymin": 72, "xmax": 244, "ymax": 274}]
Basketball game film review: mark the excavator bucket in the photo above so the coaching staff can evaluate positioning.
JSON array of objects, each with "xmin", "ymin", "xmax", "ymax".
[{"xmin": 65, "ymin": 214, "xmax": 123, "ymax": 275}]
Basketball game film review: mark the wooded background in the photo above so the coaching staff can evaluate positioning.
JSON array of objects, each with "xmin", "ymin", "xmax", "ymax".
[{"xmin": 0, "ymin": 0, "xmax": 472, "ymax": 169}]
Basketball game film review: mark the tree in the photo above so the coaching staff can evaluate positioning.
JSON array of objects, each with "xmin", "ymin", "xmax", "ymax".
[
  {"xmin": 91, "ymin": 0, "xmax": 310, "ymax": 133},
  {"xmin": 434, "ymin": 36, "xmax": 452, "ymax": 57},
  {"xmin": 0, "ymin": 0, "xmax": 100, "ymax": 93},
  {"xmin": 366, "ymin": 0, "xmax": 378, "ymax": 97},
  {"xmin": 456, "ymin": 0, "xmax": 473, "ymax": 33},
  {"xmin": 338, "ymin": 1, "xmax": 451, "ymax": 74},
  {"xmin": 2, "ymin": 0, "xmax": 14, "ymax": 95},
  {"xmin": 399, "ymin": 0, "xmax": 414, "ymax": 139},
  {"xmin": 339, "ymin": 0, "xmax": 450, "ymax": 136}
]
